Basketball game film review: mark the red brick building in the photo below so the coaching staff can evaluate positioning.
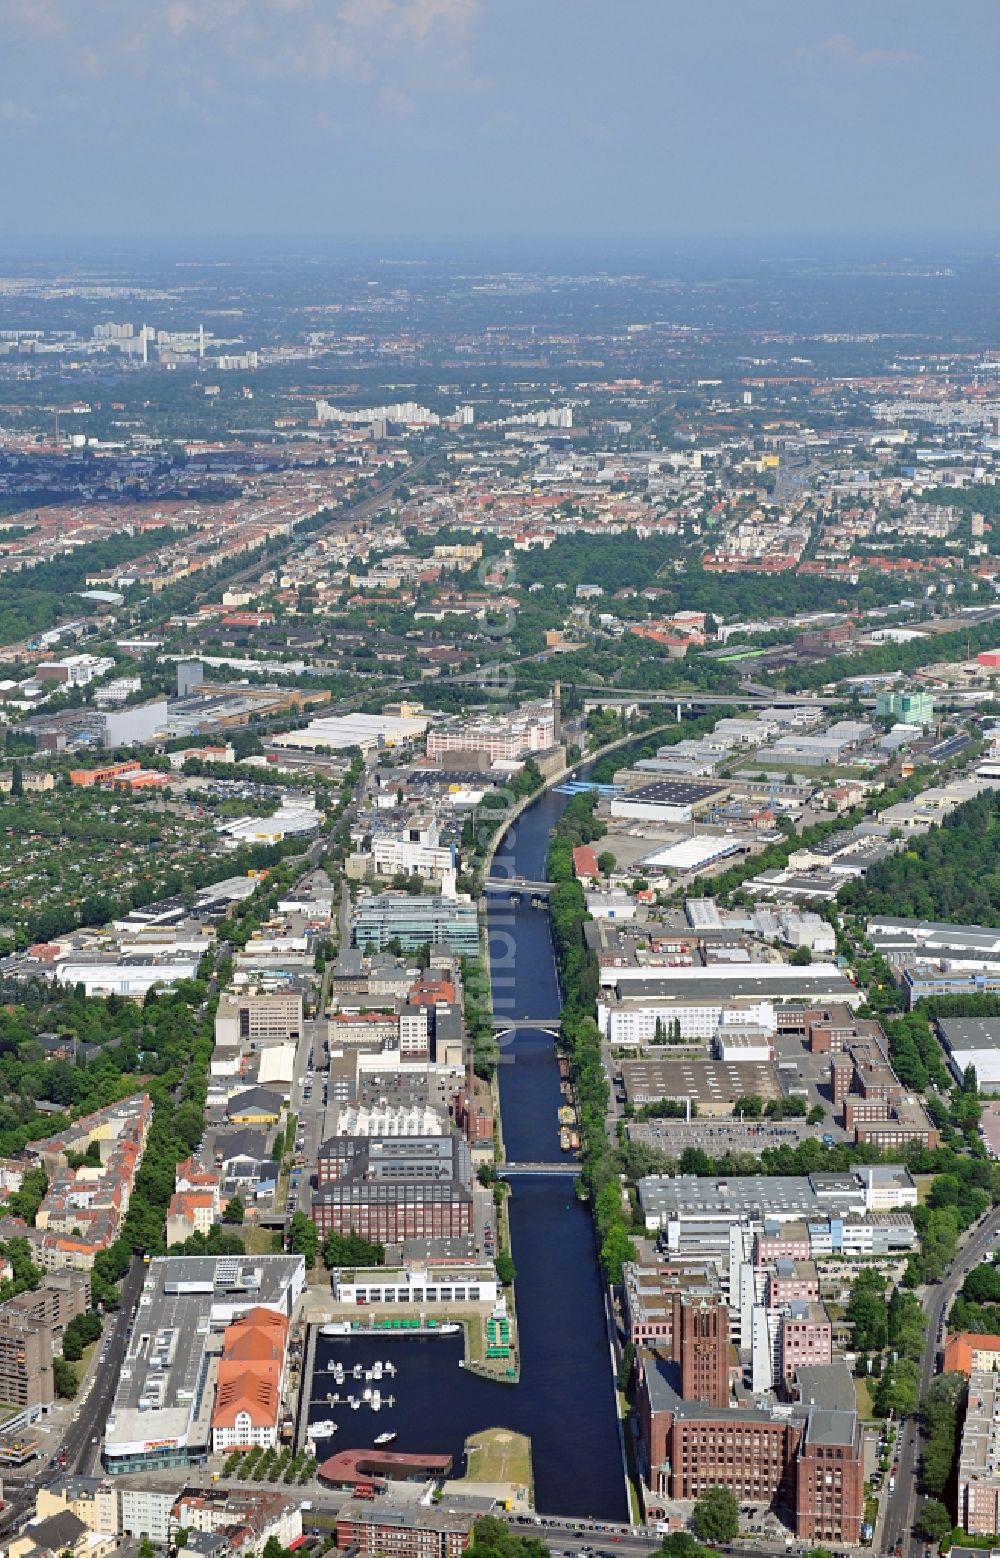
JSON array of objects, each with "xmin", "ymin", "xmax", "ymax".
[
  {"xmin": 636, "ymin": 1352, "xmax": 864, "ymax": 1544},
  {"xmin": 672, "ymin": 1292, "xmax": 731, "ymax": 1409},
  {"xmin": 795, "ymin": 1409, "xmax": 865, "ymax": 1545},
  {"xmin": 311, "ymin": 1136, "xmax": 474, "ymax": 1244}
]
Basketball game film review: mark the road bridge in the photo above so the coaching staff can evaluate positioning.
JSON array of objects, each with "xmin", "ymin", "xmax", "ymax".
[
  {"xmin": 498, "ymin": 1162, "xmax": 583, "ymax": 1177},
  {"xmin": 491, "ymin": 1018, "xmax": 561, "ymax": 1037},
  {"xmin": 484, "ymin": 877, "xmax": 552, "ymax": 896}
]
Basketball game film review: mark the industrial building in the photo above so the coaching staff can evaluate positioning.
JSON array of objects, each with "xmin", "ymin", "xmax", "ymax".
[
  {"xmin": 620, "ymin": 1058, "xmax": 781, "ymax": 1115},
  {"xmin": 636, "ymin": 1352, "xmax": 864, "ymax": 1543},
  {"xmin": 640, "ymin": 836, "xmax": 750, "ymax": 875},
  {"xmin": 608, "ymin": 779, "xmax": 728, "ymax": 825},
  {"xmin": 598, "ymin": 961, "xmax": 859, "ymax": 1047},
  {"xmin": 868, "ymin": 913, "xmax": 1000, "ymax": 975},
  {"xmin": 331, "ymin": 1264, "xmax": 498, "ymax": 1307},
  {"xmin": 311, "ymin": 1136, "xmax": 474, "ymax": 1245},
  {"xmin": 936, "ymin": 1017, "xmax": 1000, "ymax": 1088},
  {"xmin": 270, "ymin": 709, "xmax": 429, "ymax": 754},
  {"xmin": 426, "ymin": 699, "xmax": 556, "ymax": 762},
  {"xmin": 638, "ymin": 1173, "xmax": 868, "ymax": 1235},
  {"xmin": 214, "ymin": 990, "xmax": 303, "ymax": 1046}
]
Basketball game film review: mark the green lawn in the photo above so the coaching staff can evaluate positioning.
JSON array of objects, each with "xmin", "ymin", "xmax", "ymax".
[{"xmin": 855, "ymin": 1376, "xmax": 875, "ymax": 1420}]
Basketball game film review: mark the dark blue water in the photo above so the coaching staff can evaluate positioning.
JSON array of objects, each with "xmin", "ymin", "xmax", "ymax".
[{"xmin": 310, "ymin": 779, "xmax": 628, "ymax": 1519}]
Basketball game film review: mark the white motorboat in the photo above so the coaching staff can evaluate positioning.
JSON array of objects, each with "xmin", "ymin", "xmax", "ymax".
[
  {"xmin": 306, "ymin": 1420, "xmax": 338, "ymax": 1439},
  {"xmin": 373, "ymin": 1432, "xmax": 397, "ymax": 1445}
]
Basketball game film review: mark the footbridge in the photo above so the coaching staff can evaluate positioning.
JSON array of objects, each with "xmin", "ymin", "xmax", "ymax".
[{"xmin": 498, "ymin": 1161, "xmax": 583, "ymax": 1177}]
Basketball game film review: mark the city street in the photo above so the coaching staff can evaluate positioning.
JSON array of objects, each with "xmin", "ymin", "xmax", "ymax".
[
  {"xmin": 881, "ymin": 1206, "xmax": 1000, "ymax": 1557},
  {"xmin": 0, "ymin": 1256, "xmax": 143, "ymax": 1535}
]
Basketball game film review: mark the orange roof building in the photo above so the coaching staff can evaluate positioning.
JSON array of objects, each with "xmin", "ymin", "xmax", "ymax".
[
  {"xmin": 943, "ymin": 1332, "xmax": 1000, "ymax": 1377},
  {"xmin": 211, "ymin": 1307, "xmax": 289, "ymax": 1452}
]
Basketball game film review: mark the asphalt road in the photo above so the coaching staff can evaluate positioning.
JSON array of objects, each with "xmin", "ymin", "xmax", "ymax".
[
  {"xmin": 0, "ymin": 1257, "xmax": 144, "ymax": 1537},
  {"xmin": 882, "ymin": 1206, "xmax": 1000, "ymax": 1557},
  {"xmin": 65, "ymin": 1256, "xmax": 146, "ymax": 1478}
]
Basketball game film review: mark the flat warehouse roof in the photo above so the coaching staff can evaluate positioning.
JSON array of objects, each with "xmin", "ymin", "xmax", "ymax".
[
  {"xmin": 643, "ymin": 836, "xmax": 747, "ymax": 871},
  {"xmin": 618, "ymin": 780, "xmax": 727, "ymax": 805},
  {"xmin": 621, "ymin": 1059, "xmax": 781, "ymax": 1105},
  {"xmin": 938, "ymin": 1018, "xmax": 1000, "ymax": 1052},
  {"xmin": 604, "ymin": 968, "xmax": 857, "ymax": 1002},
  {"xmin": 637, "ymin": 1172, "xmax": 867, "ymax": 1223}
]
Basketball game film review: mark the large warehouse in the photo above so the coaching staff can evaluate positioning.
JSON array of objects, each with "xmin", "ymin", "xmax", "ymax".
[
  {"xmin": 271, "ymin": 710, "xmax": 429, "ymax": 754},
  {"xmin": 609, "ymin": 779, "xmax": 728, "ymax": 825},
  {"xmin": 641, "ymin": 835, "xmax": 750, "ymax": 875},
  {"xmin": 936, "ymin": 1018, "xmax": 1000, "ymax": 1089}
]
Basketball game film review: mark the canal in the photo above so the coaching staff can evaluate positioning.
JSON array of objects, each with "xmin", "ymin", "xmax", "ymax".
[
  {"xmin": 488, "ymin": 784, "xmax": 626, "ymax": 1517},
  {"xmin": 309, "ymin": 781, "xmax": 628, "ymax": 1519}
]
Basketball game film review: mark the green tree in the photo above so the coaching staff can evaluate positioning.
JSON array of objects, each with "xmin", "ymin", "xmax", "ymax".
[
  {"xmin": 597, "ymin": 851, "xmax": 616, "ymax": 874},
  {"xmin": 921, "ymin": 1372, "xmax": 965, "ymax": 1497},
  {"xmin": 659, "ymin": 1536, "xmax": 709, "ymax": 1558},
  {"xmin": 846, "ymin": 1269, "xmax": 888, "ymax": 1353},
  {"xmin": 53, "ymin": 1355, "xmax": 77, "ymax": 1399},
  {"xmin": 9, "ymin": 1167, "xmax": 49, "ymax": 1226},
  {"xmin": 469, "ymin": 1516, "xmax": 549, "ymax": 1558},
  {"xmin": 692, "ymin": 1486, "xmax": 739, "ymax": 1544},
  {"xmin": 222, "ymin": 1195, "xmax": 245, "ymax": 1225},
  {"xmin": 599, "ymin": 1225, "xmax": 637, "ymax": 1284},
  {"xmin": 916, "ymin": 1499, "xmax": 952, "ymax": 1544},
  {"xmin": 874, "ymin": 1357, "xmax": 920, "ymax": 1419},
  {"xmin": 617, "ymin": 1341, "xmax": 636, "ymax": 1390},
  {"xmin": 322, "ymin": 1230, "xmax": 385, "ymax": 1269},
  {"xmin": 495, "ymin": 1250, "xmax": 516, "ymax": 1286},
  {"xmin": 788, "ymin": 944, "xmax": 813, "ymax": 965},
  {"xmin": 288, "ymin": 1211, "xmax": 318, "ymax": 1265}
]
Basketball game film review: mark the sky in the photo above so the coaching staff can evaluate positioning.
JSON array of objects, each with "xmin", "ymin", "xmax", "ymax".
[{"xmin": 1, "ymin": 0, "xmax": 998, "ymax": 244}]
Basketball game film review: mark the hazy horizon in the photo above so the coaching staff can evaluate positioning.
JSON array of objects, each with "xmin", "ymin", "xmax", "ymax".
[{"xmin": 1, "ymin": 1, "xmax": 997, "ymax": 243}]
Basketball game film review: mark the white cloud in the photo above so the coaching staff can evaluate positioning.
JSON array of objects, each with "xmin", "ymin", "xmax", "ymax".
[
  {"xmin": 787, "ymin": 32, "xmax": 923, "ymax": 76},
  {"xmin": 0, "ymin": 0, "xmax": 487, "ymax": 127}
]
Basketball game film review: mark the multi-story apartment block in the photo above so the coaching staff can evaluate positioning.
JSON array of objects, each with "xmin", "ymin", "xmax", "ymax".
[
  {"xmin": 335, "ymin": 1499, "xmax": 474, "ymax": 1558},
  {"xmin": 780, "ymin": 1302, "xmax": 833, "ymax": 1383}
]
